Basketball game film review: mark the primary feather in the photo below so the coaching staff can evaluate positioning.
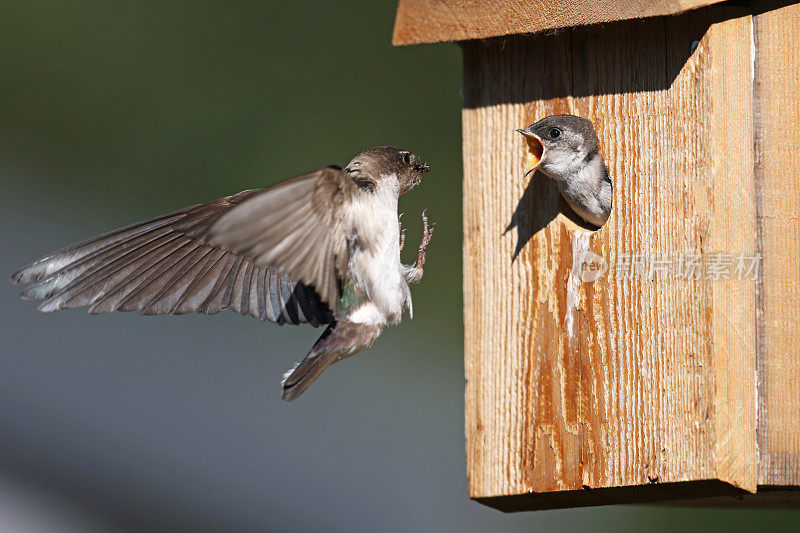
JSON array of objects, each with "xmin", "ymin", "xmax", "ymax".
[{"xmin": 12, "ymin": 187, "xmax": 332, "ymax": 326}]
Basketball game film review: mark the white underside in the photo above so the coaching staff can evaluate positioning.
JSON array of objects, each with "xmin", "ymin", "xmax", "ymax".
[
  {"xmin": 346, "ymin": 174, "xmax": 411, "ymax": 327},
  {"xmin": 349, "ymin": 302, "xmax": 388, "ymax": 325}
]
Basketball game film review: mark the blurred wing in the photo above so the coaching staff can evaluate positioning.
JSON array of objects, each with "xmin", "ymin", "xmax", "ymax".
[
  {"xmin": 210, "ymin": 167, "xmax": 349, "ymax": 308},
  {"xmin": 11, "ymin": 189, "xmax": 332, "ymax": 326}
]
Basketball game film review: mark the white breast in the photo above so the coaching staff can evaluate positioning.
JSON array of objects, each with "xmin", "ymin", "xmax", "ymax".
[{"xmin": 346, "ymin": 174, "xmax": 410, "ymax": 326}]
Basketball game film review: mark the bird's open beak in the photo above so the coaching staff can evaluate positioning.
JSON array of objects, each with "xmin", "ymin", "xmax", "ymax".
[
  {"xmin": 419, "ymin": 162, "xmax": 430, "ymax": 172},
  {"xmin": 516, "ymin": 128, "xmax": 544, "ymax": 178}
]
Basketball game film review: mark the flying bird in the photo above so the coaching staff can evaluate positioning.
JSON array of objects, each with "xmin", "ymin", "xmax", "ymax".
[
  {"xmin": 11, "ymin": 147, "xmax": 434, "ymax": 401},
  {"xmin": 517, "ymin": 115, "xmax": 613, "ymax": 227}
]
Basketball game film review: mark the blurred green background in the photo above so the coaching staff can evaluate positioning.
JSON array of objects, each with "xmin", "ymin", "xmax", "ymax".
[{"xmin": 0, "ymin": 1, "xmax": 796, "ymax": 531}]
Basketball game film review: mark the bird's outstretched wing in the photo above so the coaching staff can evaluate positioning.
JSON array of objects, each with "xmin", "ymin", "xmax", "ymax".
[
  {"xmin": 11, "ymin": 186, "xmax": 334, "ymax": 327},
  {"xmin": 210, "ymin": 166, "xmax": 351, "ymax": 308}
]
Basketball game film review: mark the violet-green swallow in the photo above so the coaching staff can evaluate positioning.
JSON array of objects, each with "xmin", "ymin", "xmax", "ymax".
[
  {"xmin": 517, "ymin": 115, "xmax": 613, "ymax": 227},
  {"xmin": 11, "ymin": 146, "xmax": 434, "ymax": 401}
]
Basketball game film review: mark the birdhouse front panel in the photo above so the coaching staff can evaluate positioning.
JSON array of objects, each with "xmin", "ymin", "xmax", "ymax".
[{"xmin": 462, "ymin": 6, "xmax": 759, "ymax": 509}]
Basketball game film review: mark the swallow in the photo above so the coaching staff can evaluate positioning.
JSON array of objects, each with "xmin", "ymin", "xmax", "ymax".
[
  {"xmin": 517, "ymin": 115, "xmax": 612, "ymax": 227},
  {"xmin": 11, "ymin": 146, "xmax": 434, "ymax": 401}
]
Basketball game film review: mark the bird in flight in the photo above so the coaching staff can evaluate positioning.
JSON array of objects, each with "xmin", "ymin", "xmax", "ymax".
[{"xmin": 11, "ymin": 146, "xmax": 434, "ymax": 401}]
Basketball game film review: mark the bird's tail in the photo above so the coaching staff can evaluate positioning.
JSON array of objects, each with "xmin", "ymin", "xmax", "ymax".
[{"xmin": 280, "ymin": 320, "xmax": 381, "ymax": 401}]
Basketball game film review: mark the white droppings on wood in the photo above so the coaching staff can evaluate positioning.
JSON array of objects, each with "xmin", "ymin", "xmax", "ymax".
[{"xmin": 566, "ymin": 231, "xmax": 592, "ymax": 339}]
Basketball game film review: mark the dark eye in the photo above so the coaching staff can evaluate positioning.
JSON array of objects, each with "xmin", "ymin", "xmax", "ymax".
[
  {"xmin": 401, "ymin": 152, "xmax": 411, "ymax": 165},
  {"xmin": 549, "ymin": 128, "xmax": 561, "ymax": 139}
]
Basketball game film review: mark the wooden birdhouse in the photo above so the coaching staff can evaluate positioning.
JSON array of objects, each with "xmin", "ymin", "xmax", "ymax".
[{"xmin": 393, "ymin": 0, "xmax": 800, "ymax": 510}]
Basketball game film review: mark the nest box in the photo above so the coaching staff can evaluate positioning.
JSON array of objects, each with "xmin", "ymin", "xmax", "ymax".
[{"xmin": 393, "ymin": 0, "xmax": 800, "ymax": 510}]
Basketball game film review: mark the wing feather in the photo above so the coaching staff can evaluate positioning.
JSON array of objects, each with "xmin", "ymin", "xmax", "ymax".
[
  {"xmin": 267, "ymin": 269, "xmax": 282, "ymax": 323},
  {"xmin": 228, "ymin": 258, "xmax": 249, "ymax": 315},
  {"xmin": 142, "ymin": 246, "xmax": 215, "ymax": 316},
  {"xmin": 249, "ymin": 266, "xmax": 263, "ymax": 320},
  {"xmin": 114, "ymin": 241, "xmax": 202, "ymax": 313},
  {"xmin": 237, "ymin": 261, "xmax": 254, "ymax": 316},
  {"xmin": 210, "ymin": 167, "xmax": 350, "ymax": 308},
  {"xmin": 37, "ymin": 234, "xmax": 190, "ymax": 312},
  {"xmin": 21, "ymin": 229, "xmax": 179, "ymax": 302},
  {"xmin": 11, "ymin": 213, "xmax": 186, "ymax": 285},
  {"xmin": 199, "ymin": 254, "xmax": 239, "ymax": 315},
  {"xmin": 278, "ymin": 277, "xmax": 298, "ymax": 325},
  {"xmin": 255, "ymin": 267, "xmax": 268, "ymax": 321},
  {"xmin": 87, "ymin": 237, "xmax": 197, "ymax": 314},
  {"xmin": 171, "ymin": 248, "xmax": 227, "ymax": 315},
  {"xmin": 13, "ymin": 186, "xmax": 333, "ymax": 327}
]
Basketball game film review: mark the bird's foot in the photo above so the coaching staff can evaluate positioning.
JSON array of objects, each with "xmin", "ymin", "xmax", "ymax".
[
  {"xmin": 416, "ymin": 209, "xmax": 434, "ymax": 268},
  {"xmin": 403, "ymin": 210, "xmax": 434, "ymax": 284}
]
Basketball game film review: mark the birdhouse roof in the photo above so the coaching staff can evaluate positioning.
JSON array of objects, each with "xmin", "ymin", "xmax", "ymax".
[{"xmin": 392, "ymin": 0, "xmax": 726, "ymax": 45}]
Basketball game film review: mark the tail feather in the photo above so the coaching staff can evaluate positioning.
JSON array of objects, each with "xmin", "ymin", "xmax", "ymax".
[{"xmin": 280, "ymin": 321, "xmax": 381, "ymax": 401}]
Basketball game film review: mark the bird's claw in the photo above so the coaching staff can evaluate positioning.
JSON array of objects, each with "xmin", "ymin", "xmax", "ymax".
[
  {"xmin": 416, "ymin": 209, "xmax": 435, "ymax": 268},
  {"xmin": 401, "ymin": 210, "xmax": 434, "ymax": 285}
]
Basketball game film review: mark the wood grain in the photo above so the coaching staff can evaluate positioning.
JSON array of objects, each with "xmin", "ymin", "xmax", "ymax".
[
  {"xmin": 463, "ymin": 6, "xmax": 759, "ymax": 508},
  {"xmin": 707, "ymin": 9, "xmax": 757, "ymax": 491},
  {"xmin": 393, "ymin": 0, "xmax": 726, "ymax": 45},
  {"xmin": 753, "ymin": 1, "xmax": 800, "ymax": 487}
]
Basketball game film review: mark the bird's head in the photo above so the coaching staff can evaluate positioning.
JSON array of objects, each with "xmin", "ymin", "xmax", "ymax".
[
  {"xmin": 345, "ymin": 147, "xmax": 430, "ymax": 195},
  {"xmin": 516, "ymin": 115, "xmax": 599, "ymax": 181}
]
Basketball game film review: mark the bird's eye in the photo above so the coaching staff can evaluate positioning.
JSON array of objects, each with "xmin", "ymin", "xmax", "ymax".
[
  {"xmin": 549, "ymin": 128, "xmax": 561, "ymax": 139},
  {"xmin": 401, "ymin": 152, "xmax": 412, "ymax": 165}
]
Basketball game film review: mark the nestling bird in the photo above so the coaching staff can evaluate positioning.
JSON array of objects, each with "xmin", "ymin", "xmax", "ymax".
[
  {"xmin": 516, "ymin": 115, "xmax": 613, "ymax": 227},
  {"xmin": 11, "ymin": 147, "xmax": 434, "ymax": 401}
]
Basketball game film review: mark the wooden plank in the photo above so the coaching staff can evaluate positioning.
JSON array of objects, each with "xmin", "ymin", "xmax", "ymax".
[
  {"xmin": 753, "ymin": 0, "xmax": 800, "ymax": 487},
  {"xmin": 393, "ymin": 0, "xmax": 726, "ymax": 45},
  {"xmin": 707, "ymin": 9, "xmax": 757, "ymax": 492},
  {"xmin": 463, "ymin": 5, "xmax": 758, "ymax": 509}
]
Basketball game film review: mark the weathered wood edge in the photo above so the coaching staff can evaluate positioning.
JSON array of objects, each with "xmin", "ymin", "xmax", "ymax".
[
  {"xmin": 392, "ymin": 0, "xmax": 727, "ymax": 45},
  {"xmin": 753, "ymin": 0, "xmax": 800, "ymax": 487},
  {"xmin": 475, "ymin": 482, "xmax": 800, "ymax": 512}
]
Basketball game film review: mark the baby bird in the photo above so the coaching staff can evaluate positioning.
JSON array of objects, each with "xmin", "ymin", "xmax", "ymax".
[{"xmin": 517, "ymin": 115, "xmax": 612, "ymax": 227}]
